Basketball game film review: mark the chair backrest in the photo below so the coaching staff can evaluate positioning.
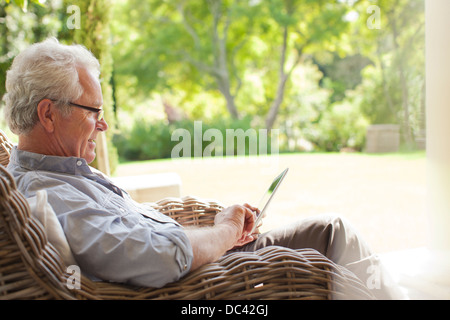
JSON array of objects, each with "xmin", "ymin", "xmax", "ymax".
[
  {"xmin": 0, "ymin": 164, "xmax": 79, "ymax": 299},
  {"xmin": 0, "ymin": 130, "xmax": 78, "ymax": 299}
]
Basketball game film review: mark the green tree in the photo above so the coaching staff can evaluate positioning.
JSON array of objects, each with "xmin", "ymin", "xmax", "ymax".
[
  {"xmin": 261, "ymin": 0, "xmax": 351, "ymax": 130},
  {"xmin": 112, "ymin": 0, "xmax": 254, "ymax": 119},
  {"xmin": 111, "ymin": 0, "xmax": 351, "ymax": 130},
  {"xmin": 0, "ymin": 0, "xmax": 61, "ymax": 105}
]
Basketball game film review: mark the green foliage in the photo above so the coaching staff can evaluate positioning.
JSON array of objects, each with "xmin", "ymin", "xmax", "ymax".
[
  {"xmin": 0, "ymin": 0, "xmax": 427, "ymax": 159},
  {"xmin": 303, "ymin": 99, "xmax": 369, "ymax": 152},
  {"xmin": 0, "ymin": 0, "xmax": 63, "ymax": 100},
  {"xmin": 315, "ymin": 53, "xmax": 372, "ymax": 103},
  {"xmin": 113, "ymin": 116, "xmax": 277, "ymax": 161},
  {"xmin": 114, "ymin": 119, "xmax": 173, "ymax": 161}
]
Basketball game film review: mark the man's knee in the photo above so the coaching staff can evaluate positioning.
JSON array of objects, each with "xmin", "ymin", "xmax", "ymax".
[
  {"xmin": 318, "ymin": 214, "xmax": 372, "ymax": 265},
  {"xmin": 240, "ymin": 213, "xmax": 370, "ymax": 262},
  {"xmin": 268, "ymin": 213, "xmax": 351, "ymax": 256}
]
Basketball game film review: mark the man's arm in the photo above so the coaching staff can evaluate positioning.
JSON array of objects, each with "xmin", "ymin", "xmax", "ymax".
[{"xmin": 185, "ymin": 204, "xmax": 256, "ymax": 270}]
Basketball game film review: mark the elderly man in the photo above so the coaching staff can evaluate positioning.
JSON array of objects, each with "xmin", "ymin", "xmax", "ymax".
[{"xmin": 3, "ymin": 38, "xmax": 401, "ymax": 299}]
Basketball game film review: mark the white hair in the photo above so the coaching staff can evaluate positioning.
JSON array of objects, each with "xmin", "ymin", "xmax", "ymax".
[{"xmin": 3, "ymin": 37, "xmax": 100, "ymax": 135}]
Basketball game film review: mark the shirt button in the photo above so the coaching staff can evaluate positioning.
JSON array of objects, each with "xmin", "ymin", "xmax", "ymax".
[{"xmin": 76, "ymin": 160, "xmax": 82, "ymax": 166}]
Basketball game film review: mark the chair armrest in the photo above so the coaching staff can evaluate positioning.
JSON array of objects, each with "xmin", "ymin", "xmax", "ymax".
[
  {"xmin": 147, "ymin": 196, "xmax": 225, "ymax": 227},
  {"xmin": 74, "ymin": 246, "xmax": 375, "ymax": 300}
]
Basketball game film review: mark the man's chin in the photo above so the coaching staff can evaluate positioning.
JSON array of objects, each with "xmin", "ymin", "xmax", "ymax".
[{"xmin": 84, "ymin": 152, "xmax": 96, "ymax": 165}]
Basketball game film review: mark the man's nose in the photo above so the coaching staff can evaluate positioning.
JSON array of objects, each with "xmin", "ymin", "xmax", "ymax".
[{"xmin": 97, "ymin": 118, "xmax": 109, "ymax": 132}]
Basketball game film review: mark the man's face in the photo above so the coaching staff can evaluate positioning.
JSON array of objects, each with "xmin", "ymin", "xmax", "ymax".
[{"xmin": 53, "ymin": 67, "xmax": 108, "ymax": 164}]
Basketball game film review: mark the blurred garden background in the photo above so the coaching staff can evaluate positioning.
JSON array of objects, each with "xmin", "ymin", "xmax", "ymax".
[{"xmin": 0, "ymin": 0, "xmax": 427, "ymax": 253}]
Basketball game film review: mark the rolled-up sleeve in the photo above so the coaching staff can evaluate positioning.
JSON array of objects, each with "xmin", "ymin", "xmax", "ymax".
[{"xmin": 67, "ymin": 209, "xmax": 193, "ymax": 288}]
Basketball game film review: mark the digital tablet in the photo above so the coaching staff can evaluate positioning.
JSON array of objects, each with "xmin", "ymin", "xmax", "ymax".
[{"xmin": 250, "ymin": 168, "xmax": 289, "ymax": 234}]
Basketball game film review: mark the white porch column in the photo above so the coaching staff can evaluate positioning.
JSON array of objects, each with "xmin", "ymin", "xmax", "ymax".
[
  {"xmin": 364, "ymin": 2, "xmax": 450, "ymax": 299},
  {"xmin": 96, "ymin": 131, "xmax": 110, "ymax": 176},
  {"xmin": 426, "ymin": 0, "xmax": 450, "ymax": 252}
]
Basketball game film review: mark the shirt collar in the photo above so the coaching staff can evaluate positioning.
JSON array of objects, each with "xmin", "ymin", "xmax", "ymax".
[
  {"xmin": 9, "ymin": 146, "xmax": 93, "ymax": 176},
  {"xmin": 9, "ymin": 147, "xmax": 124, "ymax": 197}
]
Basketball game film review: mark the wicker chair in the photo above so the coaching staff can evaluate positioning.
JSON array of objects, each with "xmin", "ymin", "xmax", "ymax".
[{"xmin": 0, "ymin": 130, "xmax": 374, "ymax": 300}]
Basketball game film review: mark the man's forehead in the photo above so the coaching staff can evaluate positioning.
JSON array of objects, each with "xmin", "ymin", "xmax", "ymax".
[{"xmin": 77, "ymin": 66, "xmax": 103, "ymax": 106}]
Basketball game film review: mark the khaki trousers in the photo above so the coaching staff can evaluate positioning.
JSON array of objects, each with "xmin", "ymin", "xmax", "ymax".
[{"xmin": 230, "ymin": 214, "xmax": 404, "ymax": 300}]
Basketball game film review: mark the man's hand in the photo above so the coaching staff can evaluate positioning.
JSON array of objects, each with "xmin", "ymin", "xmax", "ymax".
[
  {"xmin": 214, "ymin": 204, "xmax": 258, "ymax": 250},
  {"xmin": 185, "ymin": 202, "xmax": 261, "ymax": 270},
  {"xmin": 243, "ymin": 203, "xmax": 263, "ymax": 234}
]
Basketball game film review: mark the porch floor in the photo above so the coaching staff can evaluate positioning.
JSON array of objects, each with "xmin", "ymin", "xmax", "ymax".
[{"xmin": 380, "ymin": 247, "xmax": 450, "ymax": 299}]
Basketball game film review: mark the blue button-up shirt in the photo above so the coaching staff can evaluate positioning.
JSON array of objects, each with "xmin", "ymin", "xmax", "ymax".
[{"xmin": 7, "ymin": 147, "xmax": 193, "ymax": 288}]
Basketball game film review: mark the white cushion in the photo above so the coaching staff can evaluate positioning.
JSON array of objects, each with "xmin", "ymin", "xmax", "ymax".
[{"xmin": 27, "ymin": 190, "xmax": 77, "ymax": 266}]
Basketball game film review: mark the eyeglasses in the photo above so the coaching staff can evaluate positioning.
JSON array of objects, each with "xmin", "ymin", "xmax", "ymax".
[
  {"xmin": 68, "ymin": 102, "xmax": 104, "ymax": 121},
  {"xmin": 47, "ymin": 99, "xmax": 105, "ymax": 121}
]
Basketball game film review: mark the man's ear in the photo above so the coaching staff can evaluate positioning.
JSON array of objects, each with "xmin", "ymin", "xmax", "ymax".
[{"xmin": 36, "ymin": 99, "xmax": 56, "ymax": 133}]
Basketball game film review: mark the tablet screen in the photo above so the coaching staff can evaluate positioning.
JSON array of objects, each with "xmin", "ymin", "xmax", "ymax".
[{"xmin": 251, "ymin": 168, "xmax": 289, "ymax": 234}]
